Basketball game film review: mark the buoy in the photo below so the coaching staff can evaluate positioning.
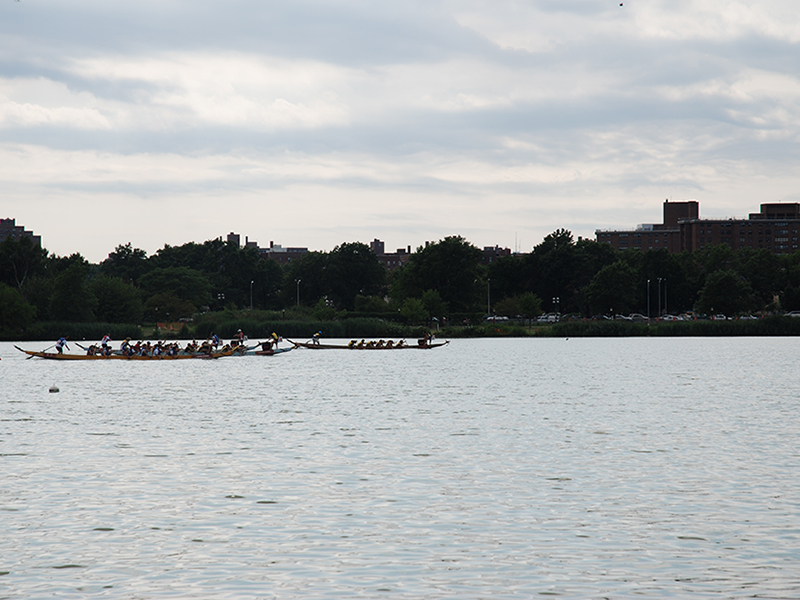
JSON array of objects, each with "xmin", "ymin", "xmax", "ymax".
[{"xmin": 49, "ymin": 386, "xmax": 59, "ymax": 393}]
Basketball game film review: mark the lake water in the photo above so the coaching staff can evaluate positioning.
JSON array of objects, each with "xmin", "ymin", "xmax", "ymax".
[{"xmin": 1, "ymin": 337, "xmax": 799, "ymax": 599}]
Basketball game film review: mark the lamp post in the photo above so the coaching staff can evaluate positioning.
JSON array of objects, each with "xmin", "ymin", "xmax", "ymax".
[
  {"xmin": 487, "ymin": 278, "xmax": 491, "ymax": 317},
  {"xmin": 553, "ymin": 296, "xmax": 560, "ymax": 318},
  {"xmin": 658, "ymin": 277, "xmax": 662, "ymax": 319},
  {"xmin": 664, "ymin": 279, "xmax": 668, "ymax": 316},
  {"xmin": 295, "ymin": 279, "xmax": 301, "ymax": 307},
  {"xmin": 647, "ymin": 279, "xmax": 651, "ymax": 324},
  {"xmin": 250, "ymin": 280, "xmax": 254, "ymax": 311}
]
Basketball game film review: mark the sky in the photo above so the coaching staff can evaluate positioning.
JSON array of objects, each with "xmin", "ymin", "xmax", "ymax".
[{"xmin": 2, "ymin": 0, "xmax": 800, "ymax": 263}]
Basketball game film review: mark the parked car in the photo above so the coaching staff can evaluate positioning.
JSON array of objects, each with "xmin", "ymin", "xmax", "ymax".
[
  {"xmin": 660, "ymin": 314, "xmax": 682, "ymax": 321},
  {"xmin": 711, "ymin": 314, "xmax": 727, "ymax": 321},
  {"xmin": 537, "ymin": 313, "xmax": 559, "ymax": 323},
  {"xmin": 786, "ymin": 311, "xmax": 800, "ymax": 318},
  {"xmin": 629, "ymin": 313, "xmax": 648, "ymax": 323}
]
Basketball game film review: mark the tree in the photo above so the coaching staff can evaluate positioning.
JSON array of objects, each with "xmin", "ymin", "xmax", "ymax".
[
  {"xmin": 100, "ymin": 243, "xmax": 149, "ymax": 285},
  {"xmin": 143, "ymin": 293, "xmax": 197, "ymax": 322},
  {"xmin": 584, "ymin": 261, "xmax": 637, "ymax": 315},
  {"xmin": 736, "ymin": 248, "xmax": 784, "ymax": 308},
  {"xmin": 139, "ymin": 267, "xmax": 212, "ymax": 309},
  {"xmin": 50, "ymin": 260, "xmax": 97, "ymax": 322},
  {"xmin": 282, "ymin": 252, "xmax": 328, "ymax": 308},
  {"xmin": 487, "ymin": 255, "xmax": 527, "ymax": 303},
  {"xmin": 399, "ymin": 298, "xmax": 427, "ymax": 324},
  {"xmin": 354, "ymin": 295, "xmax": 391, "ymax": 312},
  {"xmin": 325, "ymin": 242, "xmax": 387, "ymax": 310},
  {"xmin": 527, "ymin": 229, "xmax": 583, "ymax": 314},
  {"xmin": 518, "ymin": 292, "xmax": 543, "ymax": 325},
  {"xmin": 391, "ymin": 236, "xmax": 484, "ymax": 313},
  {"xmin": 0, "ymin": 283, "xmax": 36, "ymax": 336},
  {"xmin": 312, "ymin": 298, "xmax": 337, "ymax": 321},
  {"xmin": 0, "ymin": 236, "xmax": 48, "ymax": 292},
  {"xmin": 89, "ymin": 275, "xmax": 144, "ymax": 324},
  {"xmin": 421, "ymin": 289, "xmax": 448, "ymax": 320},
  {"xmin": 695, "ymin": 269, "xmax": 755, "ymax": 316}
]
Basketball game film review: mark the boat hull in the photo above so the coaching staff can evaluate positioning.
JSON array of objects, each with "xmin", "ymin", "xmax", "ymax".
[
  {"xmin": 250, "ymin": 346, "xmax": 293, "ymax": 356},
  {"xmin": 287, "ymin": 339, "xmax": 448, "ymax": 350},
  {"xmin": 16, "ymin": 347, "xmax": 223, "ymax": 360}
]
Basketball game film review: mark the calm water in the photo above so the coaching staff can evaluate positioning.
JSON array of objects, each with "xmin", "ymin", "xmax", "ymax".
[{"xmin": 1, "ymin": 337, "xmax": 799, "ymax": 599}]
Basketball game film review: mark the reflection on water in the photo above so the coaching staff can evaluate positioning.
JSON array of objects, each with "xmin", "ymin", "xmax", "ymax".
[{"xmin": 1, "ymin": 338, "xmax": 799, "ymax": 598}]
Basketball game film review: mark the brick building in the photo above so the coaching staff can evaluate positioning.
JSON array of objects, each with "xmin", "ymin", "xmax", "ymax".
[
  {"xmin": 596, "ymin": 200, "xmax": 800, "ymax": 254},
  {"xmin": 258, "ymin": 241, "xmax": 308, "ymax": 265},
  {"xmin": 0, "ymin": 218, "xmax": 41, "ymax": 246},
  {"xmin": 369, "ymin": 239, "xmax": 412, "ymax": 270},
  {"xmin": 482, "ymin": 245, "xmax": 512, "ymax": 264}
]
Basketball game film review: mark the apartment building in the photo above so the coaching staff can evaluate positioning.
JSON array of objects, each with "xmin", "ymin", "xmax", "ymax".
[{"xmin": 596, "ymin": 200, "xmax": 800, "ymax": 254}]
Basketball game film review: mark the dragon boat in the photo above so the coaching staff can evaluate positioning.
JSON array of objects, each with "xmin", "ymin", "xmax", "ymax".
[
  {"xmin": 15, "ymin": 346, "xmax": 225, "ymax": 360},
  {"xmin": 288, "ymin": 339, "xmax": 448, "ymax": 350}
]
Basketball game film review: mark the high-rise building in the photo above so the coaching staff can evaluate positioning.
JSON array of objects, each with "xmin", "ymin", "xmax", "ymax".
[
  {"xmin": 0, "ymin": 218, "xmax": 41, "ymax": 246},
  {"xmin": 596, "ymin": 200, "xmax": 800, "ymax": 254}
]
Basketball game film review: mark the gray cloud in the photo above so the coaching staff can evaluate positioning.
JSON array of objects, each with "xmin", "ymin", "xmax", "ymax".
[{"xmin": 2, "ymin": 0, "xmax": 800, "ymax": 260}]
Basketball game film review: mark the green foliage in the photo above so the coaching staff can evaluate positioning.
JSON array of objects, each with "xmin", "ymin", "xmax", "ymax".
[
  {"xmin": 695, "ymin": 269, "xmax": 756, "ymax": 315},
  {"xmin": 139, "ymin": 266, "xmax": 212, "ymax": 309},
  {"xmin": 100, "ymin": 243, "xmax": 149, "ymax": 284},
  {"xmin": 584, "ymin": 261, "xmax": 637, "ymax": 315},
  {"xmin": 312, "ymin": 298, "xmax": 338, "ymax": 321},
  {"xmin": 421, "ymin": 289, "xmax": 447, "ymax": 319},
  {"xmin": 282, "ymin": 252, "xmax": 328, "ymax": 308},
  {"xmin": 492, "ymin": 292, "xmax": 543, "ymax": 320},
  {"xmin": 493, "ymin": 296, "xmax": 519, "ymax": 317},
  {"xmin": 17, "ymin": 225, "xmax": 800, "ymax": 341},
  {"xmin": 144, "ymin": 292, "xmax": 197, "ymax": 322},
  {"xmin": 400, "ymin": 298, "xmax": 427, "ymax": 324},
  {"xmin": 526, "ymin": 230, "xmax": 617, "ymax": 314},
  {"xmin": 0, "ymin": 235, "xmax": 48, "ymax": 291},
  {"xmin": 325, "ymin": 242, "xmax": 387, "ymax": 310},
  {"xmin": 49, "ymin": 260, "xmax": 97, "ymax": 322},
  {"xmin": 89, "ymin": 275, "xmax": 144, "ymax": 324},
  {"xmin": 354, "ymin": 294, "xmax": 391, "ymax": 312},
  {"xmin": 0, "ymin": 283, "xmax": 37, "ymax": 338},
  {"xmin": 391, "ymin": 236, "xmax": 484, "ymax": 312},
  {"xmin": 518, "ymin": 292, "xmax": 543, "ymax": 320}
]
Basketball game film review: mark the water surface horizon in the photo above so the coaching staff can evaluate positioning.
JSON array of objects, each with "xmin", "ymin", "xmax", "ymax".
[{"xmin": 1, "ymin": 338, "xmax": 798, "ymax": 598}]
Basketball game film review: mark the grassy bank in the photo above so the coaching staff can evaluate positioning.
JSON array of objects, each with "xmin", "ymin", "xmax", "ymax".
[{"xmin": 8, "ymin": 314, "xmax": 800, "ymax": 342}]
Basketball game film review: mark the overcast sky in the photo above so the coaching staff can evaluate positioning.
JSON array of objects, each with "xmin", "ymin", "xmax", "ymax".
[{"xmin": 2, "ymin": 0, "xmax": 800, "ymax": 262}]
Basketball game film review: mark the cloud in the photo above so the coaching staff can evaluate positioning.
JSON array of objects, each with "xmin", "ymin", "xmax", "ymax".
[{"xmin": 1, "ymin": 0, "xmax": 800, "ymax": 261}]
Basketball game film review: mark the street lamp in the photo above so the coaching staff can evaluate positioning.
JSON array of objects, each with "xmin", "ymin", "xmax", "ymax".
[
  {"xmin": 647, "ymin": 279, "xmax": 651, "ymax": 324},
  {"xmin": 658, "ymin": 277, "xmax": 662, "ymax": 319},
  {"xmin": 250, "ymin": 280, "xmax": 254, "ymax": 311},
  {"xmin": 295, "ymin": 279, "xmax": 301, "ymax": 306},
  {"xmin": 487, "ymin": 278, "xmax": 491, "ymax": 317},
  {"xmin": 664, "ymin": 278, "xmax": 668, "ymax": 316}
]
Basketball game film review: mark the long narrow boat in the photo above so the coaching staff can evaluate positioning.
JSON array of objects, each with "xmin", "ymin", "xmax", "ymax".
[
  {"xmin": 248, "ymin": 346, "xmax": 293, "ymax": 356},
  {"xmin": 287, "ymin": 339, "xmax": 449, "ymax": 350},
  {"xmin": 15, "ymin": 346, "xmax": 224, "ymax": 360}
]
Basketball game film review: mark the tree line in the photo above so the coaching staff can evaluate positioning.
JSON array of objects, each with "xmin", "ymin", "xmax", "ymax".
[{"xmin": 3, "ymin": 229, "xmax": 800, "ymax": 338}]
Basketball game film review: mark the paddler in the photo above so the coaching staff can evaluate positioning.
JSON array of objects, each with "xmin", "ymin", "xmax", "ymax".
[{"xmin": 55, "ymin": 337, "xmax": 68, "ymax": 354}]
